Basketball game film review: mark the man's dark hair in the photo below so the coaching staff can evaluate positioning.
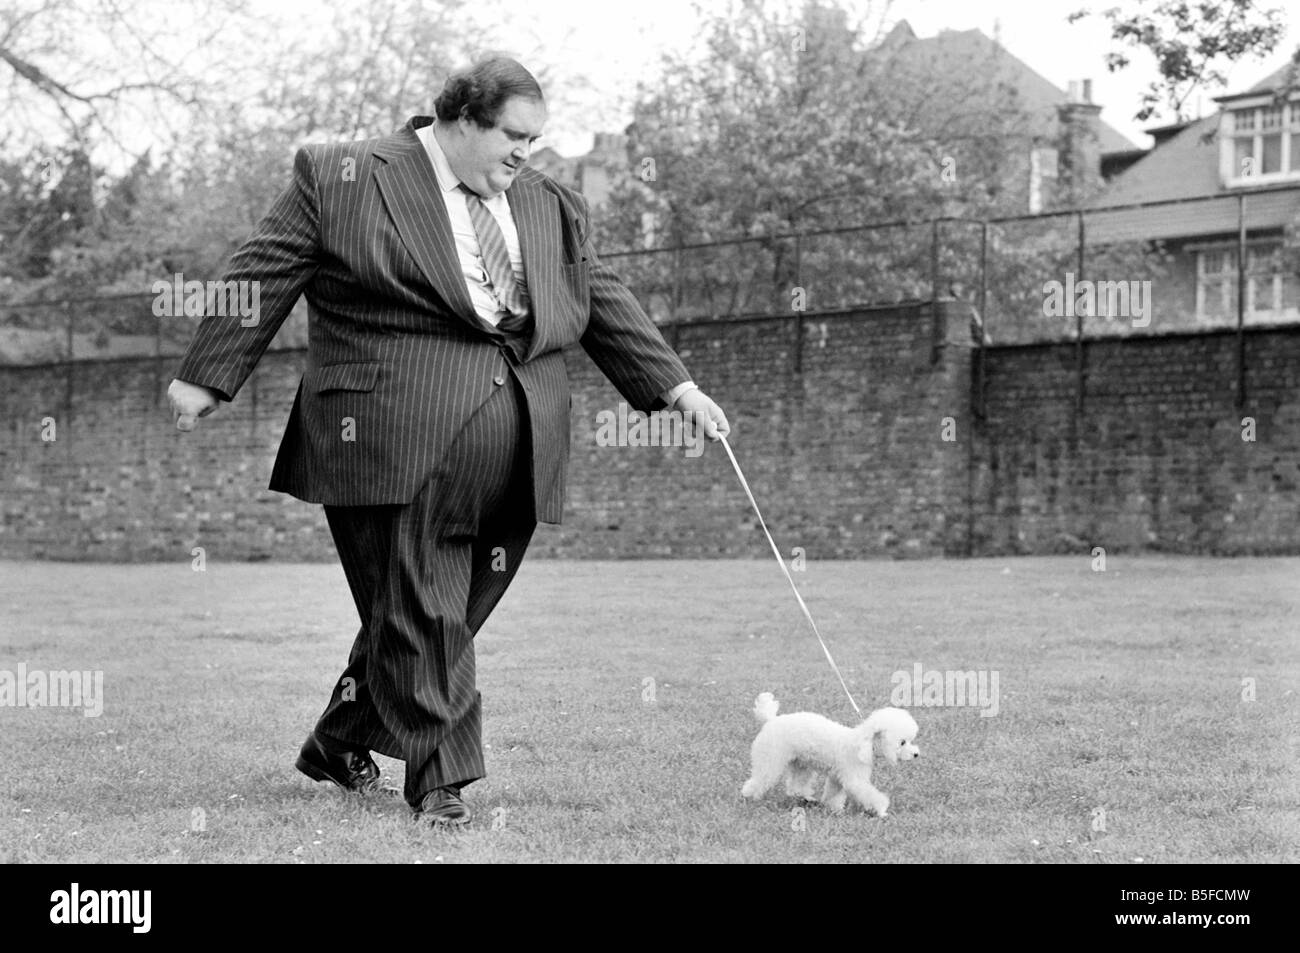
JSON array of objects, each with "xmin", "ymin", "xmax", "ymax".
[{"xmin": 434, "ymin": 57, "xmax": 544, "ymax": 128}]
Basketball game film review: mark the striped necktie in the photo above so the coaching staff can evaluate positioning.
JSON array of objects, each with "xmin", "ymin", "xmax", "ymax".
[{"xmin": 459, "ymin": 184, "xmax": 532, "ymax": 336}]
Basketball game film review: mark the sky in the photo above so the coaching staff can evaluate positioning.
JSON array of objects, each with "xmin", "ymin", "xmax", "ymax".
[
  {"xmin": 11, "ymin": 0, "xmax": 1295, "ymax": 165},
  {"xmin": 435, "ymin": 0, "xmax": 1297, "ymax": 155}
]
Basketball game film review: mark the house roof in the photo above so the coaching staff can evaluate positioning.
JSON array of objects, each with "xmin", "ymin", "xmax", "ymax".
[
  {"xmin": 1215, "ymin": 62, "xmax": 1297, "ymax": 103},
  {"xmin": 527, "ymin": 146, "xmax": 573, "ymax": 183},
  {"xmin": 1087, "ymin": 64, "xmax": 1300, "ymax": 237},
  {"xmin": 1089, "ymin": 114, "xmax": 1222, "ymax": 206},
  {"xmin": 1084, "ymin": 188, "xmax": 1300, "ymax": 244},
  {"xmin": 879, "ymin": 24, "xmax": 1138, "ymax": 155}
]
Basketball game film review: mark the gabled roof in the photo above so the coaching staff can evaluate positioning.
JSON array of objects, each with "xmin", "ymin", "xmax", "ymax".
[
  {"xmin": 1090, "ymin": 114, "xmax": 1221, "ymax": 206},
  {"xmin": 1091, "ymin": 64, "xmax": 1300, "ymax": 215},
  {"xmin": 879, "ymin": 24, "xmax": 1138, "ymax": 154},
  {"xmin": 1085, "ymin": 188, "xmax": 1300, "ymax": 244},
  {"xmin": 1215, "ymin": 62, "xmax": 1297, "ymax": 103}
]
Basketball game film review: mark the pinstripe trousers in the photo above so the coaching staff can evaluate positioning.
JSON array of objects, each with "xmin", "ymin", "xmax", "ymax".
[{"xmin": 313, "ymin": 365, "xmax": 536, "ymax": 807}]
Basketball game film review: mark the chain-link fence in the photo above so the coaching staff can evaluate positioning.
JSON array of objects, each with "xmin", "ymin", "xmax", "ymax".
[
  {"xmin": 3, "ymin": 186, "xmax": 1297, "ymax": 366},
  {"xmin": 602, "ymin": 186, "xmax": 1299, "ymax": 343},
  {"xmin": 0, "ymin": 292, "xmax": 309, "ymax": 366}
]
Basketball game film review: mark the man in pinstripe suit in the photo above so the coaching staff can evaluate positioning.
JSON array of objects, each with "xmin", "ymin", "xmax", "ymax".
[{"xmin": 166, "ymin": 58, "xmax": 728, "ymax": 825}]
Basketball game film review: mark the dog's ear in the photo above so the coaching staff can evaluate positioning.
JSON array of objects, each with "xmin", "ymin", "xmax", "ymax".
[{"xmin": 856, "ymin": 738, "xmax": 874, "ymax": 763}]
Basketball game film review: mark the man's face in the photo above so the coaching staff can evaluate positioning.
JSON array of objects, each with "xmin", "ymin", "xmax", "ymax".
[{"xmin": 455, "ymin": 95, "xmax": 546, "ymax": 197}]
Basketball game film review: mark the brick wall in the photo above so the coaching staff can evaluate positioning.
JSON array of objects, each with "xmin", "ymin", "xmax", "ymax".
[
  {"xmin": 546, "ymin": 302, "xmax": 971, "ymax": 559},
  {"xmin": 970, "ymin": 326, "xmax": 1300, "ymax": 555},
  {"xmin": 1, "ymin": 300, "xmax": 1297, "ymax": 561}
]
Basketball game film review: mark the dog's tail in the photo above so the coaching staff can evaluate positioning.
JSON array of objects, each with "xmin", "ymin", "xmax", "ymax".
[{"xmin": 753, "ymin": 692, "xmax": 780, "ymax": 723}]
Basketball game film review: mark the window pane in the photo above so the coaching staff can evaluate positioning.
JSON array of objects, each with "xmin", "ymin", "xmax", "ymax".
[
  {"xmin": 1235, "ymin": 137, "xmax": 1255, "ymax": 176},
  {"xmin": 1238, "ymin": 244, "xmax": 1281, "ymax": 316},
  {"xmin": 1262, "ymin": 134, "xmax": 1282, "ymax": 173},
  {"xmin": 1247, "ymin": 243, "xmax": 1280, "ymax": 275},
  {"xmin": 1202, "ymin": 279, "xmax": 1231, "ymax": 320},
  {"xmin": 1205, "ymin": 248, "xmax": 1240, "ymax": 275},
  {"xmin": 1250, "ymin": 276, "xmax": 1280, "ymax": 313},
  {"xmin": 1233, "ymin": 108, "xmax": 1256, "ymax": 132},
  {"xmin": 1261, "ymin": 105, "xmax": 1283, "ymax": 130},
  {"xmin": 1291, "ymin": 133, "xmax": 1300, "ymax": 171},
  {"xmin": 1283, "ymin": 272, "xmax": 1300, "ymax": 311}
]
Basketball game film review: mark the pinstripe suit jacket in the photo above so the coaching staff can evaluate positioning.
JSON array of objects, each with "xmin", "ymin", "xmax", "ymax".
[{"xmin": 176, "ymin": 116, "xmax": 690, "ymax": 523}]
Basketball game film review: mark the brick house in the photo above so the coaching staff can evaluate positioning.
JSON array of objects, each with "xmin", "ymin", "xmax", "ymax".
[
  {"xmin": 527, "ymin": 132, "xmax": 630, "ymax": 211},
  {"xmin": 1084, "ymin": 65, "xmax": 1300, "ymax": 334},
  {"xmin": 873, "ymin": 20, "xmax": 1139, "ymax": 213},
  {"xmin": 530, "ymin": 24, "xmax": 1300, "ymax": 341},
  {"xmin": 546, "ymin": 21, "xmax": 1141, "ymax": 218}
]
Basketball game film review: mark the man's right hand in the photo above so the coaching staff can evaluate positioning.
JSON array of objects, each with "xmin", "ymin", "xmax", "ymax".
[{"xmin": 167, "ymin": 378, "xmax": 220, "ymax": 432}]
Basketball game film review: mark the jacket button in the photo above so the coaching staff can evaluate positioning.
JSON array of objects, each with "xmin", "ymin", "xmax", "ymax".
[{"xmin": 493, "ymin": 375, "xmax": 505, "ymax": 386}]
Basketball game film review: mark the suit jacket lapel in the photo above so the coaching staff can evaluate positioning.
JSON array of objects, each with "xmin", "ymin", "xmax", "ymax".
[
  {"xmin": 506, "ymin": 178, "xmax": 563, "ymax": 362},
  {"xmin": 372, "ymin": 119, "xmax": 479, "ymax": 329}
]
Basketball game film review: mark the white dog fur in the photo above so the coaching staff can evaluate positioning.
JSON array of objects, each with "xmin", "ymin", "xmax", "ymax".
[{"xmin": 741, "ymin": 692, "xmax": 920, "ymax": 817}]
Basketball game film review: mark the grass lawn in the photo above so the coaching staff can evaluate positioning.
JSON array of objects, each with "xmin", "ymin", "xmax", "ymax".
[{"xmin": 1, "ymin": 555, "xmax": 1296, "ymax": 863}]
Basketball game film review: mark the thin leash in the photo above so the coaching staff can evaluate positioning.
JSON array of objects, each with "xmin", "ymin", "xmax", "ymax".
[{"xmin": 718, "ymin": 434, "xmax": 862, "ymax": 715}]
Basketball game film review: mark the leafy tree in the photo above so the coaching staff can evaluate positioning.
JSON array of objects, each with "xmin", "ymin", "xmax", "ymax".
[
  {"xmin": 0, "ymin": 145, "xmax": 97, "ymax": 285},
  {"xmin": 0, "ymin": 0, "xmax": 260, "ymax": 156},
  {"xmin": 595, "ymin": 0, "xmax": 1047, "ymax": 320},
  {"xmin": 1068, "ymin": 0, "xmax": 1292, "ymax": 122}
]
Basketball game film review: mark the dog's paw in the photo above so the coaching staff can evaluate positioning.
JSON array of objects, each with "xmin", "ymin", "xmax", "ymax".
[{"xmin": 871, "ymin": 794, "xmax": 890, "ymax": 818}]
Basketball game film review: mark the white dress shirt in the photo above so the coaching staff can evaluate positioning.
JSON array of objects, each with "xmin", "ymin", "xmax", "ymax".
[
  {"xmin": 415, "ymin": 123, "xmax": 695, "ymax": 407},
  {"xmin": 416, "ymin": 123, "xmax": 529, "ymax": 327}
]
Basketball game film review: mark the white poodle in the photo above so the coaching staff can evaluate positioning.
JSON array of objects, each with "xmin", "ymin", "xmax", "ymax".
[{"xmin": 741, "ymin": 692, "xmax": 920, "ymax": 817}]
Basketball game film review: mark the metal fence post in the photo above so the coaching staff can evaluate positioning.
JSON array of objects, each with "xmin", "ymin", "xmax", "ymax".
[
  {"xmin": 931, "ymin": 217, "xmax": 942, "ymax": 364},
  {"xmin": 64, "ymin": 299, "xmax": 74, "ymax": 363},
  {"xmin": 671, "ymin": 244, "xmax": 682, "ymax": 325},
  {"xmin": 1075, "ymin": 210, "xmax": 1086, "ymax": 417},
  {"xmin": 793, "ymin": 233, "xmax": 804, "ymax": 376},
  {"xmin": 62, "ymin": 299, "xmax": 75, "ymax": 443},
  {"xmin": 976, "ymin": 220, "xmax": 988, "ymax": 419},
  {"xmin": 1237, "ymin": 193, "xmax": 1247, "ymax": 409}
]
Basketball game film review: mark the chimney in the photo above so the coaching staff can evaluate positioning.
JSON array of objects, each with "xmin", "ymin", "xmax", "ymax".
[
  {"xmin": 591, "ymin": 132, "xmax": 628, "ymax": 157},
  {"xmin": 1057, "ymin": 77, "xmax": 1103, "ymax": 200}
]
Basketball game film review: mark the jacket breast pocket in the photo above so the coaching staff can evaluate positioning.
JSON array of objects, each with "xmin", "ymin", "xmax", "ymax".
[{"xmin": 314, "ymin": 361, "xmax": 381, "ymax": 393}]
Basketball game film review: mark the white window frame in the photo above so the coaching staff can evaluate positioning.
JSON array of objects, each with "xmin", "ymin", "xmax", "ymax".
[
  {"xmin": 1194, "ymin": 245, "xmax": 1234, "ymax": 324},
  {"xmin": 1221, "ymin": 97, "xmax": 1300, "ymax": 187},
  {"xmin": 1191, "ymin": 238, "xmax": 1299, "ymax": 323}
]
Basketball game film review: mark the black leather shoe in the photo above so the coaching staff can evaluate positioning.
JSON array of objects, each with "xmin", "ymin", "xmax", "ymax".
[
  {"xmin": 414, "ymin": 787, "xmax": 471, "ymax": 826},
  {"xmin": 295, "ymin": 732, "xmax": 383, "ymax": 793}
]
